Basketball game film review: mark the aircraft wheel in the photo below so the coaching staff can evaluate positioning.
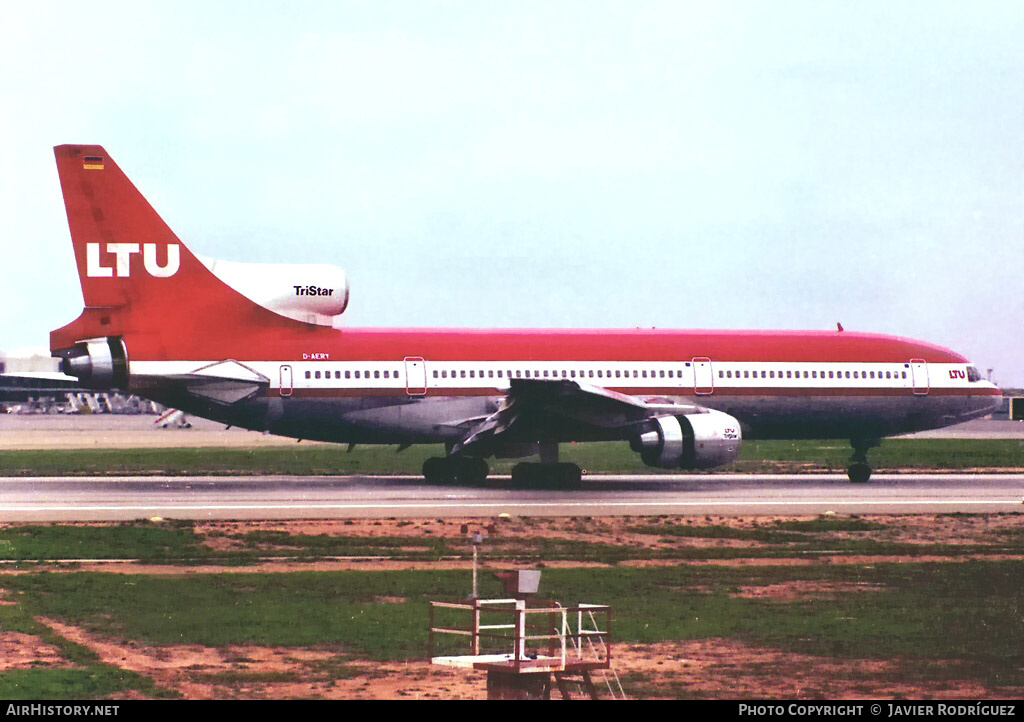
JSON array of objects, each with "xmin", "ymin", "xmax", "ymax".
[
  {"xmin": 511, "ymin": 462, "xmax": 581, "ymax": 488},
  {"xmin": 847, "ymin": 462, "xmax": 872, "ymax": 483},
  {"xmin": 422, "ymin": 457, "xmax": 449, "ymax": 484},
  {"xmin": 511, "ymin": 462, "xmax": 538, "ymax": 487},
  {"xmin": 454, "ymin": 457, "xmax": 489, "ymax": 485},
  {"xmin": 848, "ymin": 438, "xmax": 879, "ymax": 483},
  {"xmin": 556, "ymin": 462, "xmax": 583, "ymax": 488}
]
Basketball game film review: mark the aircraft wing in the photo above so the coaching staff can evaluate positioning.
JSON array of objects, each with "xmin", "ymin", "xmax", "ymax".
[{"xmin": 451, "ymin": 378, "xmax": 702, "ymax": 454}]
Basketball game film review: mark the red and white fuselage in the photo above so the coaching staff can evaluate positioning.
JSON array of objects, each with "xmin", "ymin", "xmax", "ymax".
[{"xmin": 122, "ymin": 328, "xmax": 995, "ymax": 441}]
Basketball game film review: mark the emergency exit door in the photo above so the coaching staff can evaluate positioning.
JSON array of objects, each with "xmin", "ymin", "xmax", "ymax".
[
  {"xmin": 910, "ymin": 359, "xmax": 929, "ymax": 395},
  {"xmin": 404, "ymin": 357, "xmax": 427, "ymax": 396},
  {"xmin": 279, "ymin": 365, "xmax": 293, "ymax": 397},
  {"xmin": 692, "ymin": 357, "xmax": 714, "ymax": 395}
]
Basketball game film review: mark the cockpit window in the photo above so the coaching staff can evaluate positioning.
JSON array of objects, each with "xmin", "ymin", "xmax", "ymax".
[{"xmin": 966, "ymin": 366, "xmax": 981, "ymax": 383}]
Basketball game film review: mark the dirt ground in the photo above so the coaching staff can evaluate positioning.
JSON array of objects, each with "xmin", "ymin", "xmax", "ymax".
[
  {"xmin": 8, "ymin": 623, "xmax": 1014, "ymax": 701},
  {"xmin": 2, "ymin": 513, "xmax": 1022, "ymax": 700}
]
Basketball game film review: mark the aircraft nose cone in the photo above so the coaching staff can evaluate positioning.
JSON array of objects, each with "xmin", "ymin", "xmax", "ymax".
[{"xmin": 975, "ymin": 390, "xmax": 1002, "ymax": 417}]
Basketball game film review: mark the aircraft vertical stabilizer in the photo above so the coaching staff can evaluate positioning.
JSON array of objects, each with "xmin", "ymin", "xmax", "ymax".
[{"xmin": 50, "ymin": 145, "xmax": 311, "ymax": 358}]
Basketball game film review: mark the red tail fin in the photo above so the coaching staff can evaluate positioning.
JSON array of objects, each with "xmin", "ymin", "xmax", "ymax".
[
  {"xmin": 54, "ymin": 144, "xmax": 200, "ymax": 311},
  {"xmin": 50, "ymin": 145, "xmax": 302, "ymax": 359}
]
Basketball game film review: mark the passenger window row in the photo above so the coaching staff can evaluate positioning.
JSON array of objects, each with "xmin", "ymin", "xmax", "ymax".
[
  {"xmin": 300, "ymin": 364, "xmax": 917, "ymax": 384},
  {"xmin": 718, "ymin": 369, "xmax": 908, "ymax": 380},
  {"xmin": 301, "ymin": 365, "xmax": 685, "ymax": 383},
  {"xmin": 431, "ymin": 368, "xmax": 682, "ymax": 380},
  {"xmin": 304, "ymin": 369, "xmax": 400, "ymax": 380}
]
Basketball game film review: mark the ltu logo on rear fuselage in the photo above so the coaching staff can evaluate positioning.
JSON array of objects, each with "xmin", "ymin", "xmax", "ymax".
[{"xmin": 86, "ymin": 243, "xmax": 180, "ymax": 278}]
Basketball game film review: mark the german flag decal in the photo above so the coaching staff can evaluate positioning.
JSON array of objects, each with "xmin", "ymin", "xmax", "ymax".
[{"xmin": 83, "ymin": 156, "xmax": 105, "ymax": 170}]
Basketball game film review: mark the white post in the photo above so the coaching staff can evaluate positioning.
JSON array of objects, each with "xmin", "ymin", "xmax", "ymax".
[
  {"xmin": 470, "ymin": 531, "xmax": 484, "ymax": 599},
  {"xmin": 472, "ymin": 544, "xmax": 478, "ymax": 599},
  {"xmin": 473, "ymin": 599, "xmax": 481, "ymax": 656},
  {"xmin": 516, "ymin": 600, "xmax": 526, "ymax": 660}
]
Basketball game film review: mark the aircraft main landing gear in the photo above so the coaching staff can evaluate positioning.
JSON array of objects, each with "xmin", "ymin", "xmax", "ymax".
[
  {"xmin": 422, "ymin": 456, "xmax": 489, "ymax": 485},
  {"xmin": 511, "ymin": 462, "xmax": 583, "ymax": 488},
  {"xmin": 847, "ymin": 438, "xmax": 880, "ymax": 483}
]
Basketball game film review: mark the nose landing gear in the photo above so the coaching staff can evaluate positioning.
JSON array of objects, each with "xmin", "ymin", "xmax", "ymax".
[{"xmin": 848, "ymin": 438, "xmax": 880, "ymax": 483}]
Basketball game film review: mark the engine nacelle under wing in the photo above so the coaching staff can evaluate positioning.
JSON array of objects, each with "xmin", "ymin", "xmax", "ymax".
[{"xmin": 633, "ymin": 409, "xmax": 742, "ymax": 470}]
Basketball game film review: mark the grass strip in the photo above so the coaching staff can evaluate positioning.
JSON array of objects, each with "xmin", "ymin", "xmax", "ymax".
[
  {"xmin": 0, "ymin": 592, "xmax": 172, "ymax": 699},
  {"xmin": 2, "ymin": 518, "xmax": 1019, "ymax": 564},
  {"xmin": 2, "ymin": 561, "xmax": 1020, "ymax": 687}
]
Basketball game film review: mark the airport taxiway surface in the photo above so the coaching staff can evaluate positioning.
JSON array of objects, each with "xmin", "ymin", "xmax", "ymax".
[{"xmin": 1, "ymin": 474, "xmax": 1021, "ymax": 521}]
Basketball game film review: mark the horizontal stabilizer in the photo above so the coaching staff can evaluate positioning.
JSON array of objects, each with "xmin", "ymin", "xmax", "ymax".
[
  {"xmin": 135, "ymin": 360, "xmax": 269, "ymax": 406},
  {"xmin": 180, "ymin": 378, "xmax": 266, "ymax": 405}
]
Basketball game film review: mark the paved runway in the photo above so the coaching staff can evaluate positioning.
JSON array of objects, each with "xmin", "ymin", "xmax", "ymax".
[{"xmin": 2, "ymin": 473, "xmax": 1021, "ymax": 521}]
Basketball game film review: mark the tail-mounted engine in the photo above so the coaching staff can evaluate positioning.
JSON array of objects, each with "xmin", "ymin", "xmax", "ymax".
[
  {"xmin": 632, "ymin": 410, "xmax": 742, "ymax": 470},
  {"xmin": 54, "ymin": 336, "xmax": 129, "ymax": 389}
]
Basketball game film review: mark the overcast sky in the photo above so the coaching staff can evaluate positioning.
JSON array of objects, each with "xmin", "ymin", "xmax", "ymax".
[{"xmin": 2, "ymin": 1, "xmax": 1022, "ymax": 384}]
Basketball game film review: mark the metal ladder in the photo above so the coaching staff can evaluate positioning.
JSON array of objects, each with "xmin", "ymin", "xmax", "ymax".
[{"xmin": 555, "ymin": 607, "xmax": 626, "ymax": 699}]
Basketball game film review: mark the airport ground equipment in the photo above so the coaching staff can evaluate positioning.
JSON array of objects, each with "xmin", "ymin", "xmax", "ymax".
[{"xmin": 429, "ymin": 570, "xmax": 623, "ymax": 699}]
